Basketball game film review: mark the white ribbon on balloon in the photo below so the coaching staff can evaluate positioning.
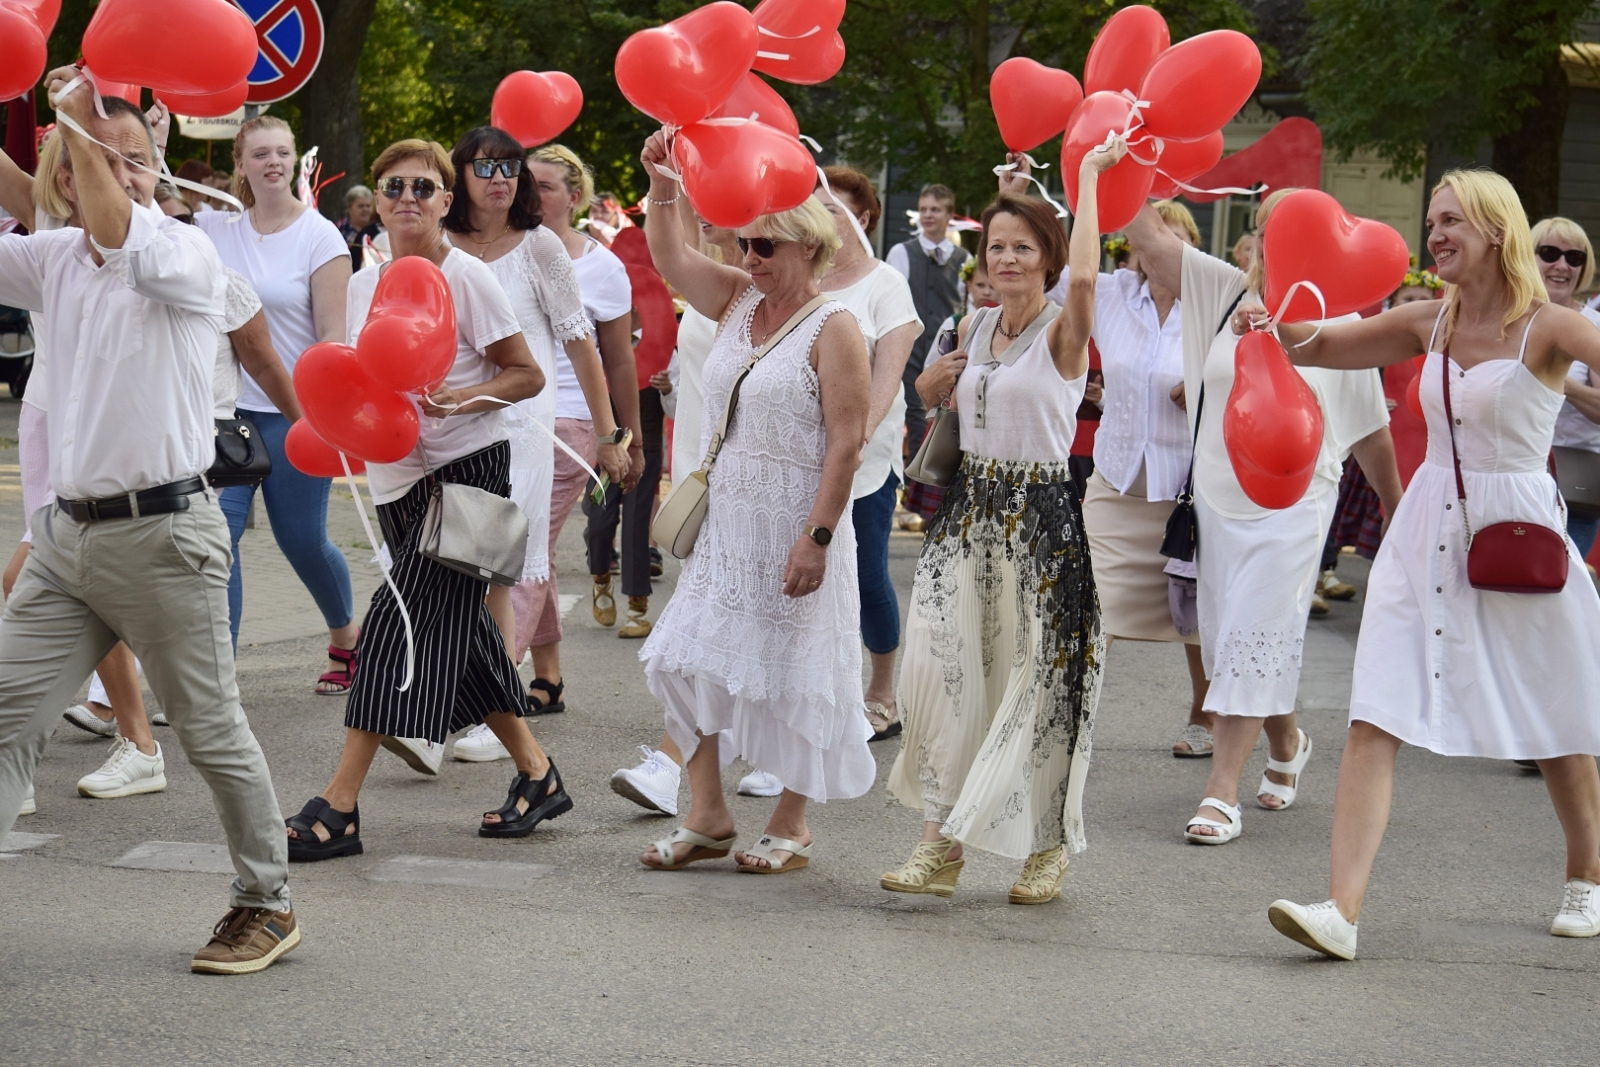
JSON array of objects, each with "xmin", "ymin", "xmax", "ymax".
[
  {"xmin": 755, "ymin": 20, "xmax": 822, "ymax": 62},
  {"xmin": 1253, "ymin": 278, "xmax": 1330, "ymax": 349},
  {"xmin": 51, "ymin": 70, "xmax": 246, "ymax": 213},
  {"xmin": 992, "ymin": 150, "xmax": 1070, "ymax": 218},
  {"xmin": 814, "ymin": 163, "xmax": 876, "ymax": 260}
]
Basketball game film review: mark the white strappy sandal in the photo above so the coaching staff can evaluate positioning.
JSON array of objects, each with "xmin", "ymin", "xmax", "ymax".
[
  {"xmin": 642, "ymin": 826, "xmax": 738, "ymax": 870},
  {"xmin": 1185, "ymin": 797, "xmax": 1243, "ymax": 845},
  {"xmin": 1257, "ymin": 729, "xmax": 1312, "ymax": 811},
  {"xmin": 736, "ymin": 834, "xmax": 812, "ymax": 874}
]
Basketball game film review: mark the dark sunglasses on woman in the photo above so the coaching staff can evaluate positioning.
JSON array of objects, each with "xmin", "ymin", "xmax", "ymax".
[
  {"xmin": 470, "ymin": 158, "xmax": 523, "ymax": 180},
  {"xmin": 736, "ymin": 236, "xmax": 783, "ymax": 259},
  {"xmin": 379, "ymin": 176, "xmax": 438, "ymax": 200},
  {"xmin": 1536, "ymin": 245, "xmax": 1588, "ymax": 268}
]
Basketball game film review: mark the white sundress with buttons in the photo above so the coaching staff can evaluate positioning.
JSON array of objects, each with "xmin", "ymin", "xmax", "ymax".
[{"xmin": 1351, "ymin": 305, "xmax": 1600, "ymax": 758}]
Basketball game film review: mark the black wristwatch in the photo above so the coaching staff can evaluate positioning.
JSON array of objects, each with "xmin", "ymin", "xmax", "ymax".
[
  {"xmin": 597, "ymin": 427, "xmax": 633, "ymax": 446},
  {"xmin": 804, "ymin": 524, "xmax": 833, "ymax": 547}
]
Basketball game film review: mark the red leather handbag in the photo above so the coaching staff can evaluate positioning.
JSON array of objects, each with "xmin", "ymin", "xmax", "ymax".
[{"xmin": 1441, "ymin": 349, "xmax": 1569, "ymax": 594}]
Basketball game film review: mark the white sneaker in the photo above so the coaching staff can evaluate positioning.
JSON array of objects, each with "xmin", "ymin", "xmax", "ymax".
[
  {"xmin": 20, "ymin": 783, "xmax": 36, "ymax": 816},
  {"xmin": 63, "ymin": 703, "xmax": 119, "ymax": 737},
  {"xmin": 1551, "ymin": 878, "xmax": 1600, "ymax": 937},
  {"xmin": 77, "ymin": 737, "xmax": 168, "ymax": 799},
  {"xmin": 452, "ymin": 722, "xmax": 512, "ymax": 763},
  {"xmin": 737, "ymin": 770, "xmax": 785, "ymax": 797},
  {"xmin": 1268, "ymin": 898, "xmax": 1358, "ymax": 960},
  {"xmin": 380, "ymin": 736, "xmax": 444, "ymax": 776},
  {"xmin": 609, "ymin": 746, "xmax": 680, "ymax": 815}
]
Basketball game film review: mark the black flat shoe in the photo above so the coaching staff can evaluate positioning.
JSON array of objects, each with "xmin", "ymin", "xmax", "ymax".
[
  {"xmin": 479, "ymin": 763, "xmax": 573, "ymax": 838},
  {"xmin": 286, "ymin": 797, "xmax": 363, "ymax": 862}
]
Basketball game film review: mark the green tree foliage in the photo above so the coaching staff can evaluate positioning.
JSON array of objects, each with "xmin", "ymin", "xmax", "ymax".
[{"xmin": 1301, "ymin": 0, "xmax": 1593, "ymax": 219}]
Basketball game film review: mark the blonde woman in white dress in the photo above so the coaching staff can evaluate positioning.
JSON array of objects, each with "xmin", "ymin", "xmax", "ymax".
[
  {"xmin": 1266, "ymin": 170, "xmax": 1600, "ymax": 959},
  {"xmin": 880, "ymin": 138, "xmax": 1125, "ymax": 905},
  {"xmin": 1124, "ymin": 192, "xmax": 1402, "ymax": 847},
  {"xmin": 635, "ymin": 131, "xmax": 873, "ymax": 874}
]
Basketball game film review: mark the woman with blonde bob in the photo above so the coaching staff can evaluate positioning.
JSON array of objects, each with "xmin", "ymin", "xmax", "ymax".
[
  {"xmin": 1260, "ymin": 170, "xmax": 1600, "ymax": 959},
  {"xmin": 636, "ymin": 128, "xmax": 873, "ymax": 875}
]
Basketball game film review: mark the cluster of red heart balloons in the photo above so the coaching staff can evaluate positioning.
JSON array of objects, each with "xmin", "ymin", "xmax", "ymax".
[
  {"xmin": 290, "ymin": 258, "xmax": 458, "ymax": 473},
  {"xmin": 0, "ymin": 0, "xmax": 59, "ymax": 101},
  {"xmin": 1220, "ymin": 190, "xmax": 1411, "ymax": 509},
  {"xmin": 80, "ymin": 0, "xmax": 257, "ymax": 117},
  {"xmin": 615, "ymin": 0, "xmax": 846, "ymax": 228},
  {"xmin": 491, "ymin": 71, "xmax": 584, "ymax": 149},
  {"xmin": 988, "ymin": 5, "xmax": 1259, "ymax": 232}
]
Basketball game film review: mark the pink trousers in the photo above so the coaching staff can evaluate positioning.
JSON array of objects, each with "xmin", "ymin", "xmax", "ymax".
[{"xmin": 511, "ymin": 419, "xmax": 596, "ymax": 660}]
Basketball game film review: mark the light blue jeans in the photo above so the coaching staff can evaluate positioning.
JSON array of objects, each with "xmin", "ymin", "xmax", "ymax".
[{"xmin": 219, "ymin": 409, "xmax": 354, "ymax": 649}]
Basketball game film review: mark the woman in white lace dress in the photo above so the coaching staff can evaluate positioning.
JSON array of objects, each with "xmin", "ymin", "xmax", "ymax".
[
  {"xmin": 882, "ymin": 141, "xmax": 1124, "ymax": 906},
  {"xmin": 635, "ymin": 130, "xmax": 872, "ymax": 874}
]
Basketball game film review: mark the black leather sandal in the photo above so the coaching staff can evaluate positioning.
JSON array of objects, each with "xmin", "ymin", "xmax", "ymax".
[
  {"xmin": 526, "ymin": 677, "xmax": 565, "ymax": 716},
  {"xmin": 286, "ymin": 797, "xmax": 363, "ymax": 862},
  {"xmin": 479, "ymin": 763, "xmax": 573, "ymax": 838}
]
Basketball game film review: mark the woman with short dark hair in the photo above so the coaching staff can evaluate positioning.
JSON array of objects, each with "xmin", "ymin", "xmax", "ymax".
[{"xmin": 882, "ymin": 144, "xmax": 1123, "ymax": 904}]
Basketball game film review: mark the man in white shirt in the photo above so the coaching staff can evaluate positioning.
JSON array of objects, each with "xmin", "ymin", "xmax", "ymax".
[{"xmin": 0, "ymin": 68, "xmax": 297, "ymax": 975}]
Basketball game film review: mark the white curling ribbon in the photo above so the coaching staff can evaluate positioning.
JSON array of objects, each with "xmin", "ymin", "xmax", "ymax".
[
  {"xmin": 1152, "ymin": 171, "xmax": 1266, "ymax": 198},
  {"xmin": 52, "ymin": 72, "xmax": 247, "ymax": 213},
  {"xmin": 814, "ymin": 163, "xmax": 876, "ymax": 260},
  {"xmin": 756, "ymin": 50, "xmax": 791, "ymax": 61},
  {"xmin": 649, "ymin": 123, "xmax": 686, "ymax": 186},
  {"xmin": 1259, "ymin": 278, "xmax": 1329, "ymax": 349},
  {"xmin": 798, "ymin": 133, "xmax": 823, "ymax": 152},
  {"xmin": 992, "ymin": 161, "xmax": 1070, "ymax": 218},
  {"xmin": 339, "ymin": 453, "xmax": 419, "ymax": 692},
  {"xmin": 759, "ymin": 23, "xmax": 822, "ymax": 39}
]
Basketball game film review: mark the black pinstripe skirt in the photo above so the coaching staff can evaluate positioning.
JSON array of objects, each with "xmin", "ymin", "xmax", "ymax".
[{"xmin": 344, "ymin": 441, "xmax": 525, "ymax": 743}]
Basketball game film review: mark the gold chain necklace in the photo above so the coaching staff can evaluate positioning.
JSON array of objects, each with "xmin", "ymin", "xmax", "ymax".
[
  {"xmin": 252, "ymin": 208, "xmax": 295, "ymax": 242},
  {"xmin": 463, "ymin": 223, "xmax": 514, "ymax": 258}
]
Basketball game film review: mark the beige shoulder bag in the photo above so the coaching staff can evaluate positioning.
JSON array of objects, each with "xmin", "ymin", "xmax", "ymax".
[{"xmin": 653, "ymin": 294, "xmax": 830, "ymax": 559}]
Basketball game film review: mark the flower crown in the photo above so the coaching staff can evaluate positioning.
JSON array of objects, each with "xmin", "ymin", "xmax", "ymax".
[
  {"xmin": 1401, "ymin": 267, "xmax": 1444, "ymax": 291},
  {"xmin": 960, "ymin": 257, "xmax": 977, "ymax": 283},
  {"xmin": 1103, "ymin": 234, "xmax": 1130, "ymax": 258}
]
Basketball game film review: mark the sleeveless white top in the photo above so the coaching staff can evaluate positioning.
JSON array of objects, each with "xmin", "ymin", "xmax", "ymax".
[{"xmin": 953, "ymin": 303, "xmax": 1086, "ymax": 463}]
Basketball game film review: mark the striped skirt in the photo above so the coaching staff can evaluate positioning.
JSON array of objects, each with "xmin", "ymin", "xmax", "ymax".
[{"xmin": 344, "ymin": 441, "xmax": 525, "ymax": 743}]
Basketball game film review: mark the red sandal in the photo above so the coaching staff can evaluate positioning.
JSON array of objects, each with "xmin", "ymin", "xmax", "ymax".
[{"xmin": 317, "ymin": 645, "xmax": 358, "ymax": 696}]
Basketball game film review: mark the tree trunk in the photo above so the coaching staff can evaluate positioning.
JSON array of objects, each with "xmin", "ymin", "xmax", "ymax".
[
  {"xmin": 1492, "ymin": 52, "xmax": 1571, "ymax": 223},
  {"xmin": 297, "ymin": 0, "xmax": 378, "ymax": 219}
]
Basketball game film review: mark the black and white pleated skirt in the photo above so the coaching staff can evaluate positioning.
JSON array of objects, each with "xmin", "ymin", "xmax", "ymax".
[{"xmin": 344, "ymin": 441, "xmax": 525, "ymax": 743}]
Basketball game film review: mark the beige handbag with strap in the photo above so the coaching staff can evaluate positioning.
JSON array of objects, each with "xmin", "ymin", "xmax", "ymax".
[{"xmin": 653, "ymin": 294, "xmax": 830, "ymax": 559}]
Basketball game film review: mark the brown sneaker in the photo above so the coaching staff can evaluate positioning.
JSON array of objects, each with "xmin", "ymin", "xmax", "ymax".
[{"xmin": 191, "ymin": 906, "xmax": 301, "ymax": 974}]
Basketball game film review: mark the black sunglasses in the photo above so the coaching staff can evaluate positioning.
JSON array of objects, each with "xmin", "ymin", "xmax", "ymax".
[
  {"xmin": 1536, "ymin": 245, "xmax": 1587, "ymax": 268},
  {"xmin": 736, "ymin": 236, "xmax": 782, "ymax": 259},
  {"xmin": 379, "ymin": 176, "xmax": 439, "ymax": 200},
  {"xmin": 470, "ymin": 158, "xmax": 523, "ymax": 180}
]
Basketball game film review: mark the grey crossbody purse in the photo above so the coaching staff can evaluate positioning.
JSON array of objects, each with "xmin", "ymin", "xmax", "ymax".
[
  {"xmin": 418, "ymin": 444, "xmax": 530, "ymax": 587},
  {"xmin": 653, "ymin": 294, "xmax": 830, "ymax": 559}
]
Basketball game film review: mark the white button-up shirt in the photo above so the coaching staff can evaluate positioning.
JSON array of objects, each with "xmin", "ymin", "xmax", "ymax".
[
  {"xmin": 886, "ymin": 232, "xmax": 960, "ymax": 276},
  {"xmin": 0, "ymin": 200, "xmax": 224, "ymax": 500}
]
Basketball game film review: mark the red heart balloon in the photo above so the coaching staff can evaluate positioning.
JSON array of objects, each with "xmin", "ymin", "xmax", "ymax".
[
  {"xmin": 294, "ymin": 343, "xmax": 421, "ymax": 465},
  {"xmin": 0, "ymin": 2, "xmax": 47, "ymax": 103},
  {"xmin": 751, "ymin": 0, "xmax": 846, "ymax": 85},
  {"xmin": 673, "ymin": 119, "xmax": 817, "ymax": 229},
  {"xmin": 1405, "ymin": 360, "xmax": 1425, "ymax": 420},
  {"xmin": 356, "ymin": 257, "xmax": 458, "ymax": 394},
  {"xmin": 285, "ymin": 419, "xmax": 367, "ymax": 478},
  {"xmin": 89, "ymin": 69, "xmax": 142, "ymax": 106},
  {"xmin": 1063, "ymin": 91, "xmax": 1155, "ymax": 233},
  {"xmin": 83, "ymin": 0, "xmax": 257, "ymax": 96},
  {"xmin": 709, "ymin": 72, "xmax": 799, "ymax": 138},
  {"xmin": 1138, "ymin": 30, "xmax": 1261, "ymax": 143},
  {"xmin": 625, "ymin": 262, "xmax": 679, "ymax": 389},
  {"xmin": 989, "ymin": 58, "xmax": 1083, "ymax": 154},
  {"xmin": 1223, "ymin": 331, "xmax": 1324, "ymax": 510},
  {"xmin": 1147, "ymin": 130, "xmax": 1224, "ymax": 199},
  {"xmin": 1263, "ymin": 190, "xmax": 1412, "ymax": 323},
  {"xmin": 615, "ymin": 2, "xmax": 759, "ymax": 126},
  {"xmin": 491, "ymin": 71, "xmax": 584, "ymax": 149},
  {"xmin": 159, "ymin": 81, "xmax": 248, "ymax": 118},
  {"xmin": 1084, "ymin": 5, "xmax": 1170, "ymax": 96}
]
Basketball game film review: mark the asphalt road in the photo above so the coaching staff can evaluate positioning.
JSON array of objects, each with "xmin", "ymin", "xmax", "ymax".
[{"xmin": 2, "ymin": 394, "xmax": 1596, "ymax": 1066}]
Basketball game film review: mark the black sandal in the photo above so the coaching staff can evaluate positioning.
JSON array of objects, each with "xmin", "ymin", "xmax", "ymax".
[
  {"xmin": 286, "ymin": 797, "xmax": 363, "ymax": 862},
  {"xmin": 526, "ymin": 677, "xmax": 565, "ymax": 716},
  {"xmin": 479, "ymin": 763, "xmax": 573, "ymax": 838}
]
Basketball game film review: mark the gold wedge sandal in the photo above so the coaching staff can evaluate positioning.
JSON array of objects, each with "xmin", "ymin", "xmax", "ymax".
[
  {"xmin": 880, "ymin": 839, "xmax": 964, "ymax": 898},
  {"xmin": 1008, "ymin": 845, "xmax": 1068, "ymax": 904}
]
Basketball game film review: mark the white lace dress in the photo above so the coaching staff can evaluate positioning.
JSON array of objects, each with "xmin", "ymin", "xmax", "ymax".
[
  {"xmin": 640, "ymin": 285, "xmax": 876, "ymax": 801},
  {"xmin": 481, "ymin": 228, "xmax": 592, "ymax": 582}
]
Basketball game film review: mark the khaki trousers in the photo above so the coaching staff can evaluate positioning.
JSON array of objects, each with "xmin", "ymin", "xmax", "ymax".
[{"xmin": 0, "ymin": 492, "xmax": 289, "ymax": 910}]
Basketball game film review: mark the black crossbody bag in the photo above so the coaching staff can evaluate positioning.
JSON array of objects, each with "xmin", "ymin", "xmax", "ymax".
[{"xmin": 1161, "ymin": 292, "xmax": 1246, "ymax": 561}]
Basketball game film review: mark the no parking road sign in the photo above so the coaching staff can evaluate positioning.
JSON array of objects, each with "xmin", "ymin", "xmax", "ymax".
[{"xmin": 240, "ymin": 0, "xmax": 326, "ymax": 104}]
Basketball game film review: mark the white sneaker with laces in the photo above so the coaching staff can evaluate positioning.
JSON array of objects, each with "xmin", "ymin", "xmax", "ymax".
[
  {"xmin": 78, "ymin": 737, "xmax": 167, "ymax": 799},
  {"xmin": 20, "ymin": 783, "xmax": 36, "ymax": 816},
  {"xmin": 452, "ymin": 722, "xmax": 512, "ymax": 763},
  {"xmin": 381, "ymin": 736, "xmax": 444, "ymax": 776},
  {"xmin": 1551, "ymin": 878, "xmax": 1600, "ymax": 937},
  {"xmin": 1268, "ymin": 898, "xmax": 1358, "ymax": 960},
  {"xmin": 737, "ymin": 770, "xmax": 785, "ymax": 797},
  {"xmin": 609, "ymin": 746, "xmax": 680, "ymax": 815},
  {"xmin": 63, "ymin": 704, "xmax": 119, "ymax": 737}
]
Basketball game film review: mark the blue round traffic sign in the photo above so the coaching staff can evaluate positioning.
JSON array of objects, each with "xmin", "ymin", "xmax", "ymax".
[{"xmin": 239, "ymin": 0, "xmax": 326, "ymax": 105}]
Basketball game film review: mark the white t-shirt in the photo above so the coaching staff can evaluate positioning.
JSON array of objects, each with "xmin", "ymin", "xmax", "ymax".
[
  {"xmin": 555, "ymin": 237, "xmax": 632, "ymax": 421},
  {"xmin": 669, "ymin": 306, "xmax": 717, "ymax": 488},
  {"xmin": 22, "ymin": 209, "xmax": 68, "ymax": 414},
  {"xmin": 197, "ymin": 207, "xmax": 349, "ymax": 413},
  {"xmin": 823, "ymin": 262, "xmax": 921, "ymax": 498},
  {"xmin": 347, "ymin": 248, "xmax": 523, "ymax": 504},
  {"xmin": 1553, "ymin": 305, "xmax": 1600, "ymax": 451},
  {"xmin": 214, "ymin": 268, "xmax": 264, "ymax": 418},
  {"xmin": 1179, "ymin": 245, "xmax": 1389, "ymax": 520}
]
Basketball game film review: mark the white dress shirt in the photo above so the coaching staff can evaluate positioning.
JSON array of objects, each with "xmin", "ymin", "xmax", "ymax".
[
  {"xmin": 0, "ymin": 199, "xmax": 225, "ymax": 500},
  {"xmin": 886, "ymin": 232, "xmax": 960, "ymax": 277}
]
